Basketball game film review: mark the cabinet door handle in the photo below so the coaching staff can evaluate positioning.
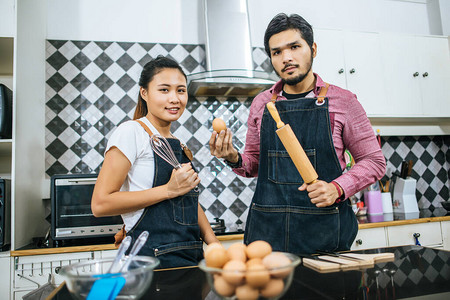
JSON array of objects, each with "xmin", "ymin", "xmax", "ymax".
[
  {"xmin": 422, "ymin": 72, "xmax": 428, "ymax": 77},
  {"xmin": 413, "ymin": 233, "xmax": 421, "ymax": 246},
  {"xmin": 349, "ymin": 68, "xmax": 355, "ymax": 74},
  {"xmin": 338, "ymin": 68, "xmax": 344, "ymax": 74},
  {"xmin": 356, "ymin": 239, "xmax": 363, "ymax": 245},
  {"xmin": 413, "ymin": 72, "xmax": 419, "ymax": 77}
]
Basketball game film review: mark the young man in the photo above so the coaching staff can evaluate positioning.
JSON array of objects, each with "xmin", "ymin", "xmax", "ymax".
[{"xmin": 209, "ymin": 13, "xmax": 386, "ymax": 253}]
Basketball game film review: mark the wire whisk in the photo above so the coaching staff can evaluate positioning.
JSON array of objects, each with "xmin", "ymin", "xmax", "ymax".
[{"xmin": 150, "ymin": 134, "xmax": 182, "ymax": 169}]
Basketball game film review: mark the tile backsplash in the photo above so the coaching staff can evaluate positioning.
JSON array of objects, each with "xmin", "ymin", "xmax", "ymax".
[{"xmin": 45, "ymin": 40, "xmax": 449, "ymax": 229}]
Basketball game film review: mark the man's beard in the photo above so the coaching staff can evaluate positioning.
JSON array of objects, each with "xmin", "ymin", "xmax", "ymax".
[{"xmin": 277, "ymin": 55, "xmax": 313, "ymax": 86}]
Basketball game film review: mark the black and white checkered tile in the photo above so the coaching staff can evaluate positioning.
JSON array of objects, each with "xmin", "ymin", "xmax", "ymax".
[
  {"xmin": 361, "ymin": 247, "xmax": 450, "ymax": 292},
  {"xmin": 45, "ymin": 40, "xmax": 449, "ymax": 229},
  {"xmin": 381, "ymin": 136, "xmax": 450, "ymax": 212}
]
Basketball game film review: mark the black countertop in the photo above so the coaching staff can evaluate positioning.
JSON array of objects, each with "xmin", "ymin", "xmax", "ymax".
[{"xmin": 50, "ymin": 245, "xmax": 450, "ymax": 300}]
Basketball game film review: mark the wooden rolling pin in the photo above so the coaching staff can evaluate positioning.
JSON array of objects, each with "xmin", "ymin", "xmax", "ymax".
[{"xmin": 266, "ymin": 102, "xmax": 318, "ymax": 184}]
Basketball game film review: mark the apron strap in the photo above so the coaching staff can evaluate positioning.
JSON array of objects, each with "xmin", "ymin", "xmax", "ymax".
[
  {"xmin": 270, "ymin": 82, "xmax": 330, "ymax": 103},
  {"xmin": 317, "ymin": 83, "xmax": 330, "ymax": 104},
  {"xmin": 136, "ymin": 119, "xmax": 154, "ymax": 136},
  {"xmin": 135, "ymin": 120, "xmax": 194, "ymax": 161}
]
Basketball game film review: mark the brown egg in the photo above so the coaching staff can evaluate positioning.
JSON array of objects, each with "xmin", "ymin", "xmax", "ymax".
[
  {"xmin": 260, "ymin": 278, "xmax": 285, "ymax": 298},
  {"xmin": 245, "ymin": 263, "xmax": 271, "ymax": 288},
  {"xmin": 246, "ymin": 258, "xmax": 263, "ymax": 268},
  {"xmin": 227, "ymin": 243, "xmax": 247, "ymax": 262},
  {"xmin": 235, "ymin": 284, "xmax": 259, "ymax": 300},
  {"xmin": 222, "ymin": 260, "xmax": 246, "ymax": 285},
  {"xmin": 212, "ymin": 118, "xmax": 227, "ymax": 132},
  {"xmin": 262, "ymin": 252, "xmax": 293, "ymax": 278},
  {"xmin": 213, "ymin": 274, "xmax": 236, "ymax": 297},
  {"xmin": 246, "ymin": 240, "xmax": 272, "ymax": 259},
  {"xmin": 205, "ymin": 243, "xmax": 229, "ymax": 268}
]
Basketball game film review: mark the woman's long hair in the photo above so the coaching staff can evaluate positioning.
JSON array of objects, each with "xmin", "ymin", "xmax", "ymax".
[{"xmin": 133, "ymin": 55, "xmax": 187, "ymax": 119}]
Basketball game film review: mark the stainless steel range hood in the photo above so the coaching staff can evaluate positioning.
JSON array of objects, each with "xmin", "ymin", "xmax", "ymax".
[{"xmin": 187, "ymin": 0, "xmax": 277, "ymax": 97}]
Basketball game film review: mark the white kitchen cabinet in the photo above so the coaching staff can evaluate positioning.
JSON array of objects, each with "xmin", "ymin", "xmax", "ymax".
[
  {"xmin": 386, "ymin": 222, "xmax": 443, "ymax": 248},
  {"xmin": 442, "ymin": 221, "xmax": 450, "ymax": 251},
  {"xmin": 314, "ymin": 29, "xmax": 387, "ymax": 116},
  {"xmin": 0, "ymin": 252, "xmax": 11, "ymax": 300},
  {"xmin": 351, "ymin": 227, "xmax": 388, "ymax": 251},
  {"xmin": 380, "ymin": 34, "xmax": 450, "ymax": 117}
]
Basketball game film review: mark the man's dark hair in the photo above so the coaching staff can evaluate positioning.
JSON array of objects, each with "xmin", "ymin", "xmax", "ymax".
[{"xmin": 264, "ymin": 13, "xmax": 314, "ymax": 57}]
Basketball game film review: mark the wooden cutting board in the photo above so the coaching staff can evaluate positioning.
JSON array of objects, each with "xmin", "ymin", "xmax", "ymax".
[
  {"xmin": 302, "ymin": 253, "xmax": 395, "ymax": 273},
  {"xmin": 340, "ymin": 252, "xmax": 395, "ymax": 263}
]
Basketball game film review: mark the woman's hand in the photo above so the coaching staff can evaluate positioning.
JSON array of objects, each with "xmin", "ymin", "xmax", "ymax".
[
  {"xmin": 166, "ymin": 163, "xmax": 200, "ymax": 198},
  {"xmin": 298, "ymin": 180, "xmax": 339, "ymax": 207},
  {"xmin": 209, "ymin": 128, "xmax": 239, "ymax": 162}
]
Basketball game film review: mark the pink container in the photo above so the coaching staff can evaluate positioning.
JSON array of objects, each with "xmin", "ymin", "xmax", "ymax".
[{"xmin": 365, "ymin": 191, "xmax": 383, "ymax": 215}]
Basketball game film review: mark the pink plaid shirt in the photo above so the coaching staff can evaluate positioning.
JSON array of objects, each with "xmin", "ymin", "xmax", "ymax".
[{"xmin": 233, "ymin": 74, "xmax": 386, "ymax": 198}]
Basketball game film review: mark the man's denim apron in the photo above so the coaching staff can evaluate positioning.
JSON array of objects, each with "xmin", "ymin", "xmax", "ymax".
[
  {"xmin": 126, "ymin": 121, "xmax": 203, "ymax": 269},
  {"xmin": 244, "ymin": 86, "xmax": 358, "ymax": 254}
]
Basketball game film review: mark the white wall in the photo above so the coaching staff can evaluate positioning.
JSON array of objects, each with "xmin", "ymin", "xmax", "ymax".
[
  {"xmin": 47, "ymin": 0, "xmax": 434, "ymax": 45},
  {"xmin": 14, "ymin": 0, "xmax": 48, "ymax": 249}
]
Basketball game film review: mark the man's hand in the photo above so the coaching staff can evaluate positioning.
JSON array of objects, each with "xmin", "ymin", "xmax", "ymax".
[
  {"xmin": 209, "ymin": 128, "xmax": 239, "ymax": 162},
  {"xmin": 298, "ymin": 180, "xmax": 340, "ymax": 207}
]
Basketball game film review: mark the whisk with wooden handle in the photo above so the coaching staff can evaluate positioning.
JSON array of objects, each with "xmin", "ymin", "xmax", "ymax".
[{"xmin": 150, "ymin": 134, "xmax": 182, "ymax": 169}]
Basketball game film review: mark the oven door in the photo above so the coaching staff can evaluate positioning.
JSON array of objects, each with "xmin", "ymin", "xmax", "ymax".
[{"xmin": 50, "ymin": 174, "xmax": 123, "ymax": 240}]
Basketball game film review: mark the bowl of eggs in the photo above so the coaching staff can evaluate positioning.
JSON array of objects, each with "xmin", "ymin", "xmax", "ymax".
[{"xmin": 198, "ymin": 241, "xmax": 301, "ymax": 300}]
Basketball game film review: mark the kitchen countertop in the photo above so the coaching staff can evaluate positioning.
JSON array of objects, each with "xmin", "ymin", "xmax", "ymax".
[
  {"xmin": 11, "ymin": 209, "xmax": 450, "ymax": 257},
  {"xmin": 47, "ymin": 245, "xmax": 450, "ymax": 300}
]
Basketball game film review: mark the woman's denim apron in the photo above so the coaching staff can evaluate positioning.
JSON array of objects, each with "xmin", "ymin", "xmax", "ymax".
[
  {"xmin": 126, "ymin": 121, "xmax": 203, "ymax": 269},
  {"xmin": 244, "ymin": 86, "xmax": 358, "ymax": 254}
]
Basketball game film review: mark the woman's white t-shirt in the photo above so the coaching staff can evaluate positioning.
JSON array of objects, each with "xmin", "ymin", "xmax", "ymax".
[{"xmin": 105, "ymin": 117, "xmax": 161, "ymax": 232}]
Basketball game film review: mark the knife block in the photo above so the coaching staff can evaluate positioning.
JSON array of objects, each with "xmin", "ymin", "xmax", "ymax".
[{"xmin": 393, "ymin": 177, "xmax": 419, "ymax": 213}]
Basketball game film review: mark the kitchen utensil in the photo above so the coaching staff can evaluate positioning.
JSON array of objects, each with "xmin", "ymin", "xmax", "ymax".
[
  {"xmin": 407, "ymin": 160, "xmax": 413, "ymax": 177},
  {"xmin": 266, "ymin": 102, "xmax": 318, "ymax": 184},
  {"xmin": 199, "ymin": 252, "xmax": 300, "ymax": 300},
  {"xmin": 107, "ymin": 236, "xmax": 132, "ymax": 274},
  {"xmin": 119, "ymin": 231, "xmax": 149, "ymax": 272},
  {"xmin": 86, "ymin": 236, "xmax": 132, "ymax": 300},
  {"xmin": 86, "ymin": 232, "xmax": 148, "ymax": 300},
  {"xmin": 60, "ymin": 255, "xmax": 159, "ymax": 300},
  {"xmin": 150, "ymin": 134, "xmax": 182, "ymax": 169}
]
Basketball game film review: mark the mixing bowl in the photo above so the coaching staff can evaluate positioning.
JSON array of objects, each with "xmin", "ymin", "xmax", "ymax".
[
  {"xmin": 199, "ymin": 252, "xmax": 301, "ymax": 300},
  {"xmin": 59, "ymin": 255, "xmax": 159, "ymax": 300}
]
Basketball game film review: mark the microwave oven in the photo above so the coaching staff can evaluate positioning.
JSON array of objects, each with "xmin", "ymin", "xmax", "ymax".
[{"xmin": 50, "ymin": 174, "xmax": 123, "ymax": 242}]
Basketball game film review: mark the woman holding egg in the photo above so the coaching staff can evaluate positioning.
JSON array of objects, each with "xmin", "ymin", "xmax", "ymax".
[{"xmin": 91, "ymin": 56, "xmax": 219, "ymax": 269}]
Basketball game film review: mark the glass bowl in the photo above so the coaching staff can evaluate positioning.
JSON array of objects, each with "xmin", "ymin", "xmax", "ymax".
[
  {"xmin": 59, "ymin": 255, "xmax": 160, "ymax": 300},
  {"xmin": 199, "ymin": 252, "xmax": 301, "ymax": 300}
]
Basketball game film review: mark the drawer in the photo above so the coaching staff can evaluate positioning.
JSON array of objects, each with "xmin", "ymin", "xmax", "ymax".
[
  {"xmin": 387, "ymin": 222, "xmax": 442, "ymax": 247},
  {"xmin": 351, "ymin": 227, "xmax": 387, "ymax": 250}
]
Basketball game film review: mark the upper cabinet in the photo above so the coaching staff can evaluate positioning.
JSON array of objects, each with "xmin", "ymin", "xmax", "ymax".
[
  {"xmin": 313, "ymin": 29, "xmax": 450, "ymax": 118},
  {"xmin": 314, "ymin": 29, "xmax": 387, "ymax": 116},
  {"xmin": 380, "ymin": 34, "xmax": 450, "ymax": 117}
]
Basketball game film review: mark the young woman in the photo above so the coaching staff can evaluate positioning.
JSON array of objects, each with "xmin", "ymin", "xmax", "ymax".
[{"xmin": 92, "ymin": 56, "xmax": 219, "ymax": 268}]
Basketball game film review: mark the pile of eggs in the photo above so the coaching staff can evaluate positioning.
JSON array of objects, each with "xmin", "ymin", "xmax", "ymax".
[{"xmin": 204, "ymin": 240, "xmax": 294, "ymax": 300}]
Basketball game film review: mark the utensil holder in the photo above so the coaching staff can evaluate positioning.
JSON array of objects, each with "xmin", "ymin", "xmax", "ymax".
[
  {"xmin": 365, "ymin": 190, "xmax": 383, "ymax": 215},
  {"xmin": 393, "ymin": 177, "xmax": 419, "ymax": 213},
  {"xmin": 381, "ymin": 192, "xmax": 393, "ymax": 213}
]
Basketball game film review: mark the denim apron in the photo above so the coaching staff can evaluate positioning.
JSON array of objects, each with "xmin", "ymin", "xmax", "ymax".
[
  {"xmin": 244, "ymin": 85, "xmax": 358, "ymax": 254},
  {"xmin": 126, "ymin": 120, "xmax": 203, "ymax": 269}
]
